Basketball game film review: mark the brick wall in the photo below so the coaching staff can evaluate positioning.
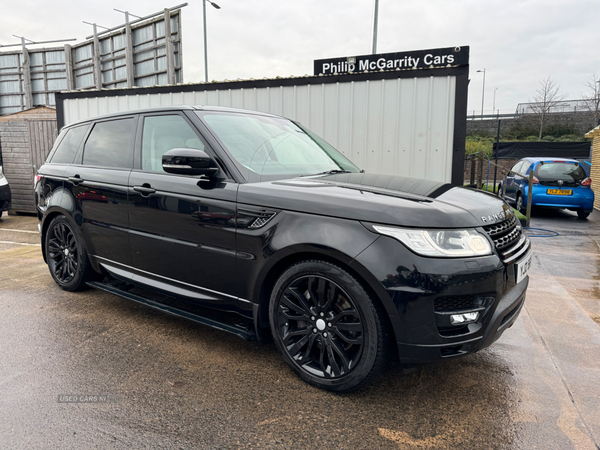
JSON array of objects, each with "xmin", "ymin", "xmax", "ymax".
[{"xmin": 463, "ymin": 158, "xmax": 518, "ymax": 187}]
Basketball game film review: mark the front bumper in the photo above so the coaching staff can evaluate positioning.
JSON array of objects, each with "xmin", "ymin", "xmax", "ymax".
[
  {"xmin": 0, "ymin": 184, "xmax": 11, "ymax": 211},
  {"xmin": 351, "ymin": 234, "xmax": 530, "ymax": 366}
]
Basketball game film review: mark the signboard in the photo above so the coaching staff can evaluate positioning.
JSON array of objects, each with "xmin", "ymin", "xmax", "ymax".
[{"xmin": 314, "ymin": 46, "xmax": 469, "ymax": 76}]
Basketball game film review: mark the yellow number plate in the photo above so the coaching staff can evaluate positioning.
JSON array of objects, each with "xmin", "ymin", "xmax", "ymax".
[{"xmin": 547, "ymin": 189, "xmax": 572, "ymax": 195}]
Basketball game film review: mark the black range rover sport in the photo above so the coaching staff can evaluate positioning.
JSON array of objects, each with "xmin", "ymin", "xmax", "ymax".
[{"xmin": 36, "ymin": 106, "xmax": 532, "ymax": 392}]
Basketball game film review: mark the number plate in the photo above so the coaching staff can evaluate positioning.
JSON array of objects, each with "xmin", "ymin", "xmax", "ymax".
[
  {"xmin": 547, "ymin": 189, "xmax": 572, "ymax": 195},
  {"xmin": 515, "ymin": 251, "xmax": 533, "ymax": 284}
]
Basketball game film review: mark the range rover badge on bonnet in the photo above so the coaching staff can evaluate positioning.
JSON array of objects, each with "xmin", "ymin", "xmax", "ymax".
[{"xmin": 481, "ymin": 208, "xmax": 513, "ymax": 223}]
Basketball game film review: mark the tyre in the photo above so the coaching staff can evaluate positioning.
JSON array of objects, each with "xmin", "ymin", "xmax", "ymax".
[
  {"xmin": 45, "ymin": 215, "xmax": 96, "ymax": 291},
  {"xmin": 577, "ymin": 209, "xmax": 590, "ymax": 220},
  {"xmin": 516, "ymin": 193, "xmax": 526, "ymax": 214},
  {"xmin": 269, "ymin": 260, "xmax": 390, "ymax": 392}
]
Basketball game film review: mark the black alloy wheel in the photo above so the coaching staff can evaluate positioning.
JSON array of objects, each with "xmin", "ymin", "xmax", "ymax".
[
  {"xmin": 45, "ymin": 215, "xmax": 95, "ymax": 291},
  {"xmin": 270, "ymin": 260, "xmax": 389, "ymax": 392}
]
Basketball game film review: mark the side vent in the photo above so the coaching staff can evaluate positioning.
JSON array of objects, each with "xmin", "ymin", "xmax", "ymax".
[{"xmin": 238, "ymin": 208, "xmax": 278, "ymax": 229}]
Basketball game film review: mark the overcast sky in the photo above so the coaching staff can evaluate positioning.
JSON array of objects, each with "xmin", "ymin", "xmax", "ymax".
[{"xmin": 2, "ymin": 0, "xmax": 598, "ymax": 114}]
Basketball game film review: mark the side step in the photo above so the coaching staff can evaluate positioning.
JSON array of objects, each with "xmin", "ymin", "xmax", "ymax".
[{"xmin": 87, "ymin": 281, "xmax": 257, "ymax": 341}]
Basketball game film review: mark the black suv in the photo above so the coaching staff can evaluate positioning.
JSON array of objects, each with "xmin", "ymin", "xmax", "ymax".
[{"xmin": 36, "ymin": 106, "xmax": 531, "ymax": 392}]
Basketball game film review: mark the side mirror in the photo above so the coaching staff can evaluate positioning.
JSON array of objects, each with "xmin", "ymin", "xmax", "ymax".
[{"xmin": 162, "ymin": 148, "xmax": 219, "ymax": 177}]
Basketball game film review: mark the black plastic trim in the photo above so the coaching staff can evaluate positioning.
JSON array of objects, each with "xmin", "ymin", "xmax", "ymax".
[{"xmin": 87, "ymin": 281, "xmax": 256, "ymax": 341}]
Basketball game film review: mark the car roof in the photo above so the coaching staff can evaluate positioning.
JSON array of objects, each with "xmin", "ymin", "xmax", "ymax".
[
  {"xmin": 521, "ymin": 157, "xmax": 581, "ymax": 164},
  {"xmin": 63, "ymin": 105, "xmax": 284, "ymax": 129}
]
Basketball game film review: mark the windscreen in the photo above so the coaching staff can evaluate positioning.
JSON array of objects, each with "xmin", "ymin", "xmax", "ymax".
[
  {"xmin": 198, "ymin": 112, "xmax": 359, "ymax": 181},
  {"xmin": 535, "ymin": 162, "xmax": 587, "ymax": 183}
]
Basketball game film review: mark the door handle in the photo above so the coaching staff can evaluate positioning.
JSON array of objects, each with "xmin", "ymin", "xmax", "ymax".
[
  {"xmin": 133, "ymin": 184, "xmax": 156, "ymax": 196},
  {"xmin": 68, "ymin": 175, "xmax": 83, "ymax": 185}
]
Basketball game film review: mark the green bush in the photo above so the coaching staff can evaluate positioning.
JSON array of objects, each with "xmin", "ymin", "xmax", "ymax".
[
  {"xmin": 542, "ymin": 135, "xmax": 556, "ymax": 141},
  {"xmin": 465, "ymin": 135, "xmax": 493, "ymax": 157},
  {"xmin": 545, "ymin": 123, "xmax": 580, "ymax": 138}
]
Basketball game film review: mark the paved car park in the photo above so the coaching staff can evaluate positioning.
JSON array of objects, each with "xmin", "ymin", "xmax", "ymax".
[{"xmin": 1, "ymin": 210, "xmax": 599, "ymax": 449}]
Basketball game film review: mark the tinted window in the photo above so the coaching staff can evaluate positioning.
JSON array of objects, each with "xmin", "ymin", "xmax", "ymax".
[
  {"xmin": 50, "ymin": 125, "xmax": 88, "ymax": 164},
  {"xmin": 536, "ymin": 162, "xmax": 587, "ymax": 183},
  {"xmin": 141, "ymin": 115, "xmax": 204, "ymax": 172},
  {"xmin": 83, "ymin": 118, "xmax": 135, "ymax": 168}
]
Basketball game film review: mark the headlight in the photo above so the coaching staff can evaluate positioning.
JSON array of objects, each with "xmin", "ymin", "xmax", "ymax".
[{"xmin": 373, "ymin": 225, "xmax": 492, "ymax": 257}]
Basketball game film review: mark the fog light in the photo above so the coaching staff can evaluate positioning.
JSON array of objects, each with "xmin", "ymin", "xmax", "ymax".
[{"xmin": 450, "ymin": 312, "xmax": 479, "ymax": 325}]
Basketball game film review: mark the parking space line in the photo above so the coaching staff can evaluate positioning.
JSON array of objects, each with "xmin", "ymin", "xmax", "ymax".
[
  {"xmin": 0, "ymin": 229, "xmax": 39, "ymax": 234},
  {"xmin": 0, "ymin": 241, "xmax": 41, "ymax": 247}
]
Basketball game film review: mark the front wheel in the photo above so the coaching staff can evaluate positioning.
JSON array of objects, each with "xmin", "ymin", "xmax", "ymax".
[
  {"xmin": 45, "ymin": 215, "xmax": 96, "ymax": 291},
  {"xmin": 269, "ymin": 260, "xmax": 390, "ymax": 392}
]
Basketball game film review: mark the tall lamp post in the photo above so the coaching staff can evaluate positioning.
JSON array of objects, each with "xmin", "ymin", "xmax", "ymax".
[
  {"xmin": 477, "ymin": 68, "xmax": 486, "ymax": 117},
  {"xmin": 492, "ymin": 87, "xmax": 498, "ymax": 115},
  {"xmin": 203, "ymin": 0, "xmax": 221, "ymax": 83},
  {"xmin": 372, "ymin": 0, "xmax": 379, "ymax": 54}
]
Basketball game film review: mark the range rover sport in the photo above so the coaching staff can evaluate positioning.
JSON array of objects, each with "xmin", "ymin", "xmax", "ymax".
[{"xmin": 36, "ymin": 106, "xmax": 532, "ymax": 392}]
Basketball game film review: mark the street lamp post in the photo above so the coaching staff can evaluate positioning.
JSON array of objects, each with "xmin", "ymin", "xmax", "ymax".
[
  {"xmin": 203, "ymin": 0, "xmax": 221, "ymax": 83},
  {"xmin": 372, "ymin": 0, "xmax": 379, "ymax": 54},
  {"xmin": 476, "ymin": 69, "xmax": 486, "ymax": 117},
  {"xmin": 492, "ymin": 87, "xmax": 498, "ymax": 115}
]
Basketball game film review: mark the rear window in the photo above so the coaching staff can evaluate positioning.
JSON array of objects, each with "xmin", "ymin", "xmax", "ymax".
[
  {"xmin": 83, "ymin": 118, "xmax": 135, "ymax": 169},
  {"xmin": 50, "ymin": 125, "xmax": 88, "ymax": 164},
  {"xmin": 535, "ymin": 162, "xmax": 586, "ymax": 183}
]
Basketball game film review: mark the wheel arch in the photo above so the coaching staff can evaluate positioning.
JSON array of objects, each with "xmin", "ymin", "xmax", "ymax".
[
  {"xmin": 255, "ymin": 249, "xmax": 399, "ymax": 359},
  {"xmin": 40, "ymin": 207, "xmax": 96, "ymax": 270}
]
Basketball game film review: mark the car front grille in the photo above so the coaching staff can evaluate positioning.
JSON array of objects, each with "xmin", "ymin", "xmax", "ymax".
[{"xmin": 483, "ymin": 215, "xmax": 530, "ymax": 263}]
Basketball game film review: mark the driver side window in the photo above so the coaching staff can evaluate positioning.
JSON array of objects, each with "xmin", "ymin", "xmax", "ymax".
[{"xmin": 141, "ymin": 115, "xmax": 205, "ymax": 172}]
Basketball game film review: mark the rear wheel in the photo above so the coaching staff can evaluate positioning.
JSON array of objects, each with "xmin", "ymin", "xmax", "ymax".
[
  {"xmin": 269, "ymin": 260, "xmax": 390, "ymax": 392},
  {"xmin": 577, "ymin": 209, "xmax": 590, "ymax": 220},
  {"xmin": 45, "ymin": 215, "xmax": 96, "ymax": 291}
]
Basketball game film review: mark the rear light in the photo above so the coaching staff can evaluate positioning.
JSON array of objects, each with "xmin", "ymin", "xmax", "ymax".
[
  {"xmin": 532, "ymin": 176, "xmax": 539, "ymax": 184},
  {"xmin": 35, "ymin": 175, "xmax": 42, "ymax": 184},
  {"xmin": 581, "ymin": 177, "xmax": 592, "ymax": 186}
]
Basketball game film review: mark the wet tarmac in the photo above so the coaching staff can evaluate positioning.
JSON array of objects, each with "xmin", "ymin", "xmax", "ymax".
[{"xmin": 1, "ymin": 210, "xmax": 599, "ymax": 449}]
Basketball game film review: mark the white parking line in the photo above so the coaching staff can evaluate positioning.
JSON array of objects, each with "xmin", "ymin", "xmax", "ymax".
[
  {"xmin": 0, "ymin": 241, "xmax": 41, "ymax": 247},
  {"xmin": 0, "ymin": 229, "xmax": 38, "ymax": 234}
]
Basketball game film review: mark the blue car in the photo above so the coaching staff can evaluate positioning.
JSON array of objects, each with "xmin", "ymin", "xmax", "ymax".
[{"xmin": 499, "ymin": 157, "xmax": 594, "ymax": 219}]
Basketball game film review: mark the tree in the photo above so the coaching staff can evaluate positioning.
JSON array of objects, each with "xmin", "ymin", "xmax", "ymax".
[
  {"xmin": 528, "ymin": 77, "xmax": 567, "ymax": 139},
  {"xmin": 582, "ymin": 74, "xmax": 600, "ymax": 126}
]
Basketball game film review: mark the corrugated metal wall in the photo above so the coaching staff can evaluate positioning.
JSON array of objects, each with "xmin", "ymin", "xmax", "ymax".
[
  {"xmin": 61, "ymin": 76, "xmax": 457, "ymax": 182},
  {"xmin": 0, "ymin": 8, "xmax": 182, "ymax": 117}
]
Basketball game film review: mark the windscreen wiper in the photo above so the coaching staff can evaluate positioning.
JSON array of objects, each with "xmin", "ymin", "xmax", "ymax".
[{"xmin": 307, "ymin": 170, "xmax": 353, "ymax": 176}]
